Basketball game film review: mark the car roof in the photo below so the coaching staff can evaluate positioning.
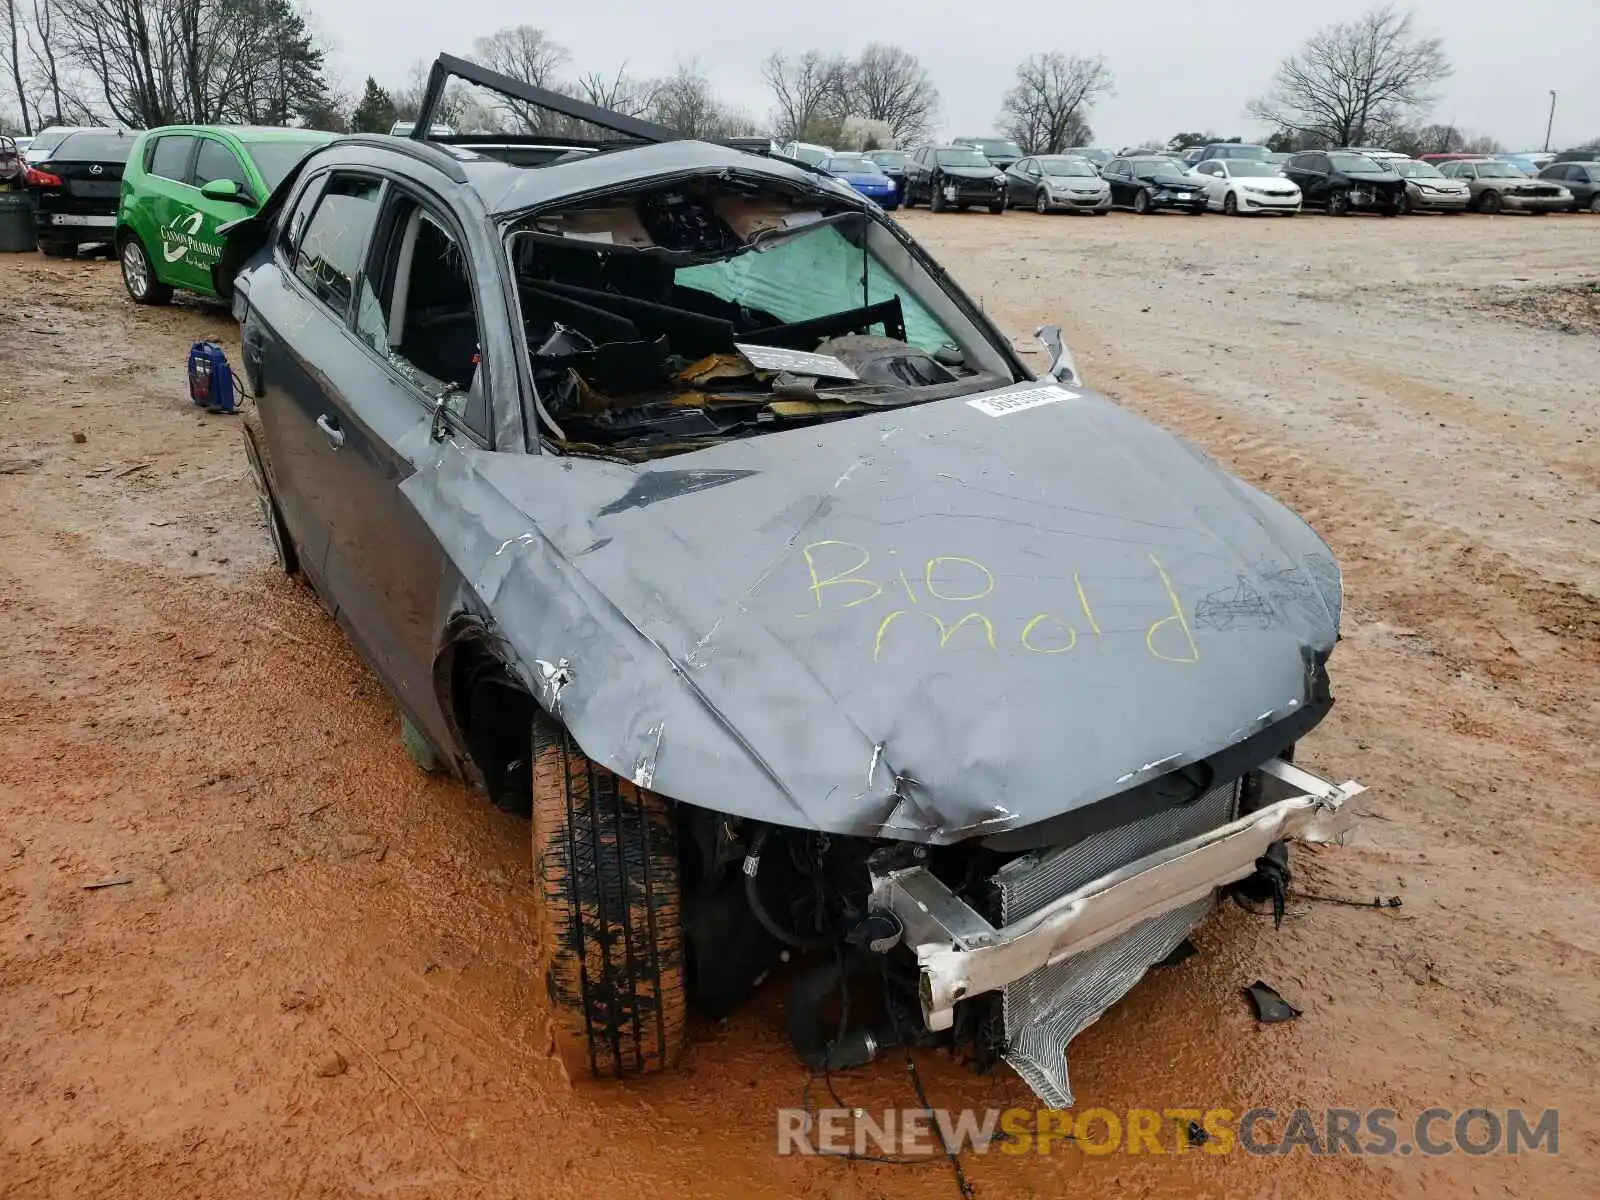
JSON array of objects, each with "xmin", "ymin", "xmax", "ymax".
[
  {"xmin": 301, "ymin": 135, "xmax": 843, "ymax": 217},
  {"xmin": 140, "ymin": 124, "xmax": 337, "ymax": 142}
]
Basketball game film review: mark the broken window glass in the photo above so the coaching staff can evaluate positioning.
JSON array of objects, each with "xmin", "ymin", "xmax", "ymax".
[{"xmin": 507, "ymin": 176, "xmax": 1017, "ymax": 460}]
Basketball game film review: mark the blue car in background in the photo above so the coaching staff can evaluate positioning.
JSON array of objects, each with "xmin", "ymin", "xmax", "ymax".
[{"xmin": 819, "ymin": 153, "xmax": 899, "ymax": 210}]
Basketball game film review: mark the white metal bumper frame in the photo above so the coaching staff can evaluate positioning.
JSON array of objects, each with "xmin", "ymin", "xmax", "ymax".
[{"xmin": 869, "ymin": 757, "xmax": 1365, "ymax": 1031}]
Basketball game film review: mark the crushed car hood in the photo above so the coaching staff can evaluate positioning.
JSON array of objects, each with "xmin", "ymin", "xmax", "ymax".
[{"xmin": 403, "ymin": 381, "xmax": 1342, "ymax": 844}]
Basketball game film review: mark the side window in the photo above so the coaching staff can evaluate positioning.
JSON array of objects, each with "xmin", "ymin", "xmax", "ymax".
[
  {"xmin": 362, "ymin": 194, "xmax": 487, "ymax": 438},
  {"xmin": 193, "ymin": 139, "xmax": 250, "ymax": 191},
  {"xmin": 280, "ymin": 173, "xmax": 328, "ymax": 259},
  {"xmin": 148, "ymin": 134, "xmax": 196, "ymax": 181},
  {"xmin": 293, "ymin": 174, "xmax": 382, "ymax": 319}
]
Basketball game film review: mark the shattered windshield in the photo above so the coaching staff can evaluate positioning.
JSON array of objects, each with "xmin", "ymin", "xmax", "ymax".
[{"xmin": 508, "ymin": 176, "xmax": 1014, "ymax": 460}]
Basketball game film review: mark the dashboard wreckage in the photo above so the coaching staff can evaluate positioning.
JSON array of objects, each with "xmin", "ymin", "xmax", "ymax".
[{"xmin": 220, "ymin": 52, "xmax": 1365, "ymax": 1107}]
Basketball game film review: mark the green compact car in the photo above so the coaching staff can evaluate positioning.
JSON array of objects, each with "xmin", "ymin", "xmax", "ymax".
[{"xmin": 116, "ymin": 125, "xmax": 338, "ymax": 304}]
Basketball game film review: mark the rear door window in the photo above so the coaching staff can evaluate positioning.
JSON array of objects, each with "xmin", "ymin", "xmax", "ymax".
[
  {"xmin": 292, "ymin": 174, "xmax": 383, "ymax": 320},
  {"xmin": 149, "ymin": 135, "xmax": 196, "ymax": 181}
]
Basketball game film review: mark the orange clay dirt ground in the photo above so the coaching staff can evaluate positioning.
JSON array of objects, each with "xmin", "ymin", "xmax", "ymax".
[{"xmin": 2, "ymin": 209, "xmax": 1598, "ymax": 1199}]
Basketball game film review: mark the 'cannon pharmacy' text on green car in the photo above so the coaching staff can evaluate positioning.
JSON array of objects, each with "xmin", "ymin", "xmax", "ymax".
[{"xmin": 116, "ymin": 125, "xmax": 337, "ymax": 304}]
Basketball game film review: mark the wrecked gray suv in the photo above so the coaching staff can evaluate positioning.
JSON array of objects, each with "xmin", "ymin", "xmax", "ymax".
[{"xmin": 220, "ymin": 55, "xmax": 1363, "ymax": 1105}]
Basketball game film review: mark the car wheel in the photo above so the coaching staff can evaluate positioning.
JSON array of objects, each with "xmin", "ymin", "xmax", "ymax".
[
  {"xmin": 930, "ymin": 185, "xmax": 946, "ymax": 213},
  {"xmin": 1328, "ymin": 190, "xmax": 1350, "ymax": 216},
  {"xmin": 1223, "ymin": 192, "xmax": 1239, "ymax": 216},
  {"xmin": 1479, "ymin": 190, "xmax": 1501, "ymax": 214},
  {"xmin": 1590, "ymin": 196, "xmax": 1600, "ymax": 214},
  {"xmin": 240, "ymin": 412, "xmax": 299, "ymax": 577},
  {"xmin": 1133, "ymin": 190, "xmax": 1150, "ymax": 214},
  {"xmin": 988, "ymin": 199, "xmax": 1005, "ymax": 214},
  {"xmin": 533, "ymin": 731, "xmax": 687, "ymax": 1078},
  {"xmin": 118, "ymin": 233, "xmax": 173, "ymax": 306},
  {"xmin": 1399, "ymin": 191, "xmax": 1413, "ymax": 215},
  {"xmin": 1035, "ymin": 191, "xmax": 1049, "ymax": 215}
]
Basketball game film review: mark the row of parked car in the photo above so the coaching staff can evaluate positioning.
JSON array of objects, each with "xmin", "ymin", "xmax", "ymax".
[
  {"xmin": 781, "ymin": 137, "xmax": 1600, "ymax": 219},
  {"xmin": 0, "ymin": 123, "xmax": 337, "ymax": 299}
]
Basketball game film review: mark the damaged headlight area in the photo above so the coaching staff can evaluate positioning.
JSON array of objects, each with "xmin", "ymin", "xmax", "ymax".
[
  {"xmin": 506, "ymin": 176, "xmax": 1015, "ymax": 461},
  {"xmin": 691, "ymin": 754, "xmax": 1361, "ymax": 1108}
]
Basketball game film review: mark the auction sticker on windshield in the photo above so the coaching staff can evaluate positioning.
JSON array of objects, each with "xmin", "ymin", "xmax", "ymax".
[{"xmin": 968, "ymin": 384, "xmax": 1078, "ymax": 417}]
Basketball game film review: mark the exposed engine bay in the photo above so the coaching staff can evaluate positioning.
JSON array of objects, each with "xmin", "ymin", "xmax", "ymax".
[{"xmin": 507, "ymin": 176, "xmax": 1016, "ymax": 459}]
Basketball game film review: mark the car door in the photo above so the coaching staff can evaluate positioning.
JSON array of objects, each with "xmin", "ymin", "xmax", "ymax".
[
  {"xmin": 309, "ymin": 182, "xmax": 496, "ymax": 742},
  {"xmin": 1104, "ymin": 160, "xmax": 1130, "ymax": 206},
  {"xmin": 908, "ymin": 148, "xmax": 930, "ymax": 203},
  {"xmin": 137, "ymin": 133, "xmax": 199, "ymax": 288},
  {"xmin": 1579, "ymin": 166, "xmax": 1600, "ymax": 206},
  {"xmin": 1296, "ymin": 154, "xmax": 1331, "ymax": 204},
  {"xmin": 244, "ymin": 170, "xmax": 380, "ymax": 598},
  {"xmin": 1017, "ymin": 158, "xmax": 1040, "ymax": 205},
  {"xmin": 1194, "ymin": 161, "xmax": 1223, "ymax": 208},
  {"xmin": 170, "ymin": 135, "xmax": 257, "ymax": 293},
  {"xmin": 1005, "ymin": 158, "xmax": 1030, "ymax": 204}
]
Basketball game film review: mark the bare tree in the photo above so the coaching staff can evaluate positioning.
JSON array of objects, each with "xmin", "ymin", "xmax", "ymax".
[
  {"xmin": 1248, "ymin": 5, "xmax": 1450, "ymax": 147},
  {"xmin": 3, "ymin": 0, "xmax": 30, "ymax": 132},
  {"xmin": 841, "ymin": 43, "xmax": 937, "ymax": 146},
  {"xmin": 51, "ymin": 0, "xmax": 331, "ymax": 128},
  {"xmin": 576, "ymin": 65, "xmax": 659, "ymax": 120},
  {"xmin": 997, "ymin": 52, "xmax": 1111, "ymax": 154},
  {"xmin": 468, "ymin": 25, "xmax": 570, "ymax": 133},
  {"xmin": 649, "ymin": 61, "xmax": 753, "ymax": 139},
  {"xmin": 471, "ymin": 25, "xmax": 567, "ymax": 91},
  {"xmin": 24, "ymin": 0, "xmax": 77, "ymax": 125},
  {"xmin": 761, "ymin": 49, "xmax": 845, "ymax": 142}
]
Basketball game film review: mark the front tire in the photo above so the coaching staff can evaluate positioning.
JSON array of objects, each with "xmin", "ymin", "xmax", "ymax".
[
  {"xmin": 1589, "ymin": 196, "xmax": 1600, "ymax": 214},
  {"xmin": 532, "ymin": 734, "xmax": 687, "ymax": 1078},
  {"xmin": 1328, "ymin": 190, "xmax": 1350, "ymax": 216},
  {"xmin": 930, "ymin": 184, "xmax": 946, "ymax": 213},
  {"xmin": 988, "ymin": 199, "xmax": 1005, "ymax": 214},
  {"xmin": 1223, "ymin": 192, "xmax": 1239, "ymax": 216},
  {"xmin": 1133, "ymin": 190, "xmax": 1151, "ymax": 214},
  {"xmin": 119, "ymin": 233, "xmax": 172, "ymax": 305},
  {"xmin": 1035, "ymin": 191, "xmax": 1049, "ymax": 214},
  {"xmin": 1479, "ymin": 190, "xmax": 1501, "ymax": 214}
]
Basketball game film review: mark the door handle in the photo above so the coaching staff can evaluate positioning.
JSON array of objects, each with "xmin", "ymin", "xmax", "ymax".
[{"xmin": 316, "ymin": 413, "xmax": 345, "ymax": 450}]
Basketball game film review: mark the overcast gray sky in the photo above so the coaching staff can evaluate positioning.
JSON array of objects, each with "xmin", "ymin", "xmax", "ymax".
[{"xmin": 312, "ymin": 0, "xmax": 1595, "ymax": 151}]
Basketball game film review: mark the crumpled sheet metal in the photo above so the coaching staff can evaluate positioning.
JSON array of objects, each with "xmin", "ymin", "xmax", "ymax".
[{"xmin": 401, "ymin": 381, "xmax": 1342, "ymax": 844}]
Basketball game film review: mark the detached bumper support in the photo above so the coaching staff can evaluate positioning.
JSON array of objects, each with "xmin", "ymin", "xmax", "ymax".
[{"xmin": 869, "ymin": 757, "xmax": 1365, "ymax": 1032}]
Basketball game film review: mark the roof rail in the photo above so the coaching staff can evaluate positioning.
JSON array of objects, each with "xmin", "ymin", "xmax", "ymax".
[
  {"xmin": 340, "ymin": 133, "xmax": 469, "ymax": 183},
  {"xmin": 416, "ymin": 53, "xmax": 681, "ymax": 146}
]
